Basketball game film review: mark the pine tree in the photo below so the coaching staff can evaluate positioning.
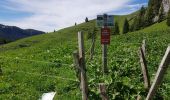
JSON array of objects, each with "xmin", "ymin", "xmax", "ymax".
[
  {"xmin": 139, "ymin": 6, "xmax": 146, "ymax": 28},
  {"xmin": 85, "ymin": 17, "xmax": 89, "ymax": 22},
  {"xmin": 167, "ymin": 10, "xmax": 170, "ymax": 26},
  {"xmin": 114, "ymin": 21, "xmax": 120, "ymax": 35},
  {"xmin": 145, "ymin": 0, "xmax": 163, "ymax": 26},
  {"xmin": 122, "ymin": 18, "xmax": 129, "ymax": 34},
  {"xmin": 131, "ymin": 6, "xmax": 146, "ymax": 31},
  {"xmin": 158, "ymin": 4, "xmax": 165, "ymax": 23},
  {"xmin": 145, "ymin": 6, "xmax": 154, "ymax": 26}
]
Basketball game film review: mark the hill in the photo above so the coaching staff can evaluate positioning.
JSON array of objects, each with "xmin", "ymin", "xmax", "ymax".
[
  {"xmin": 0, "ymin": 10, "xmax": 170, "ymax": 99},
  {"xmin": 0, "ymin": 24, "xmax": 45, "ymax": 42}
]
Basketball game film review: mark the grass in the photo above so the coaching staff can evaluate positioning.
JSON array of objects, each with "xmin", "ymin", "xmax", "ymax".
[{"xmin": 0, "ymin": 14, "xmax": 170, "ymax": 99}]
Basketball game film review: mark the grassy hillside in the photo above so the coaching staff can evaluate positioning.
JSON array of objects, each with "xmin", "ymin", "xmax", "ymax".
[{"xmin": 0, "ymin": 15, "xmax": 170, "ymax": 100}]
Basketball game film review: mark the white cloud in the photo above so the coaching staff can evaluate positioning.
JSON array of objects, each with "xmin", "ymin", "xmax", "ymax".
[{"xmin": 1, "ymin": 0, "xmax": 140, "ymax": 32}]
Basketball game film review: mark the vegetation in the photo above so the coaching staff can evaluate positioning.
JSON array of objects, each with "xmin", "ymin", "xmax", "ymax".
[
  {"xmin": 1, "ymin": 0, "xmax": 170, "ymax": 98},
  {"xmin": 0, "ymin": 14, "xmax": 170, "ymax": 99},
  {"xmin": 167, "ymin": 10, "xmax": 170, "ymax": 26},
  {"xmin": 113, "ymin": 21, "xmax": 120, "ymax": 35},
  {"xmin": 131, "ymin": 6, "xmax": 146, "ymax": 31},
  {"xmin": 85, "ymin": 17, "xmax": 89, "ymax": 23},
  {"xmin": 122, "ymin": 18, "xmax": 129, "ymax": 34}
]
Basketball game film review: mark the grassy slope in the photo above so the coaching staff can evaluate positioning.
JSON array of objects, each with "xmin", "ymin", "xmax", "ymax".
[{"xmin": 0, "ymin": 14, "xmax": 170, "ymax": 99}]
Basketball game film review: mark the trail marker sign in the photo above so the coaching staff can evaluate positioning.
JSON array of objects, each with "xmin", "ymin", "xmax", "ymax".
[
  {"xmin": 101, "ymin": 28, "xmax": 110, "ymax": 44},
  {"xmin": 97, "ymin": 15, "xmax": 114, "ymax": 27}
]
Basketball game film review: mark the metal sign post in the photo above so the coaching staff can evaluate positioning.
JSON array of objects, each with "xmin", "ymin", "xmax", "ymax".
[
  {"xmin": 103, "ymin": 14, "xmax": 108, "ymax": 74},
  {"xmin": 97, "ymin": 14, "xmax": 114, "ymax": 74}
]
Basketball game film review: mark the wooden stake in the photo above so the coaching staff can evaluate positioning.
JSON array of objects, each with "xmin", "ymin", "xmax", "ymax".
[
  {"xmin": 78, "ymin": 32, "xmax": 88, "ymax": 100},
  {"xmin": 137, "ymin": 95, "xmax": 142, "ymax": 100},
  {"xmin": 99, "ymin": 83, "xmax": 109, "ymax": 100},
  {"xmin": 142, "ymin": 39, "xmax": 146, "ymax": 56},
  {"xmin": 73, "ymin": 50, "xmax": 81, "ymax": 82},
  {"xmin": 146, "ymin": 46, "xmax": 170, "ymax": 100},
  {"xmin": 139, "ymin": 47, "xmax": 150, "ymax": 89}
]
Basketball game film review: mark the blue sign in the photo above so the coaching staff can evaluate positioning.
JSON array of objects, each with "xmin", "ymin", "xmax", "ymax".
[{"xmin": 97, "ymin": 14, "xmax": 114, "ymax": 27}]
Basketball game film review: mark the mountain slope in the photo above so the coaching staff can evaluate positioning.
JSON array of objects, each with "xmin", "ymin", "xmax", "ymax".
[
  {"xmin": 0, "ymin": 15, "xmax": 170, "ymax": 99},
  {"xmin": 0, "ymin": 24, "xmax": 45, "ymax": 41}
]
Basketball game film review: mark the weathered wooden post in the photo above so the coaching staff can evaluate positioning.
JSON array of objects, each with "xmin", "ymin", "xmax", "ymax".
[
  {"xmin": 73, "ymin": 50, "xmax": 81, "ymax": 82},
  {"xmin": 142, "ymin": 39, "xmax": 146, "ymax": 56},
  {"xmin": 146, "ymin": 46, "xmax": 170, "ymax": 100},
  {"xmin": 139, "ymin": 46, "xmax": 150, "ymax": 90},
  {"xmin": 78, "ymin": 31, "xmax": 88, "ymax": 100},
  {"xmin": 99, "ymin": 83, "xmax": 109, "ymax": 100}
]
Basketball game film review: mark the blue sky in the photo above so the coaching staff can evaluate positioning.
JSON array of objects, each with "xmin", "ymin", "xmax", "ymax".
[{"xmin": 0, "ymin": 0, "xmax": 148, "ymax": 32}]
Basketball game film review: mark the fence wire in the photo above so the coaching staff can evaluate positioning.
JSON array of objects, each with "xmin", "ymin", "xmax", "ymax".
[{"xmin": 2, "ymin": 67, "xmax": 78, "ymax": 82}]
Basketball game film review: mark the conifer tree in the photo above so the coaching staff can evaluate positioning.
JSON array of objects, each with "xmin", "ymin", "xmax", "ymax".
[
  {"xmin": 139, "ymin": 6, "xmax": 146, "ymax": 28},
  {"xmin": 85, "ymin": 17, "xmax": 89, "ymax": 22},
  {"xmin": 122, "ymin": 18, "xmax": 129, "ymax": 34},
  {"xmin": 145, "ymin": 7, "xmax": 154, "ymax": 26},
  {"xmin": 167, "ymin": 10, "xmax": 170, "ymax": 26},
  {"xmin": 114, "ymin": 21, "xmax": 120, "ymax": 35}
]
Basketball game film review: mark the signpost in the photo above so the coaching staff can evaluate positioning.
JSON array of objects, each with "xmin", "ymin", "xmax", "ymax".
[
  {"xmin": 97, "ymin": 14, "xmax": 114, "ymax": 74},
  {"xmin": 101, "ymin": 28, "xmax": 110, "ymax": 44},
  {"xmin": 97, "ymin": 15, "xmax": 114, "ymax": 27}
]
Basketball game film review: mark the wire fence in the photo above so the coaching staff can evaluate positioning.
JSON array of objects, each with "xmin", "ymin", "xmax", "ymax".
[
  {"xmin": 0, "ymin": 56, "xmax": 73, "ymax": 67},
  {"xmin": 2, "ymin": 67, "xmax": 79, "ymax": 82}
]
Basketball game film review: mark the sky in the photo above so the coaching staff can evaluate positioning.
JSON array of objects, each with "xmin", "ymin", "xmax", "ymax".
[{"xmin": 0, "ymin": 0, "xmax": 148, "ymax": 32}]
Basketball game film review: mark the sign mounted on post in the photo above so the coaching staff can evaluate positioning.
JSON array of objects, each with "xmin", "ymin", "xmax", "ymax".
[
  {"xmin": 97, "ymin": 15, "xmax": 114, "ymax": 27},
  {"xmin": 101, "ymin": 28, "xmax": 110, "ymax": 44}
]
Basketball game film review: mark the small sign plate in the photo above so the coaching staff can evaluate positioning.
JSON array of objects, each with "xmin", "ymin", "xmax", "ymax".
[
  {"xmin": 97, "ymin": 15, "xmax": 114, "ymax": 27},
  {"xmin": 101, "ymin": 28, "xmax": 110, "ymax": 44}
]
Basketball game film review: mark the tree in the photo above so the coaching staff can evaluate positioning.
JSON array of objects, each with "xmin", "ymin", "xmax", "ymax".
[
  {"xmin": 167, "ymin": 10, "xmax": 170, "ymax": 26},
  {"xmin": 122, "ymin": 18, "xmax": 129, "ymax": 34},
  {"xmin": 145, "ymin": 6, "xmax": 154, "ymax": 26},
  {"xmin": 113, "ymin": 21, "xmax": 120, "ymax": 35},
  {"xmin": 158, "ymin": 4, "xmax": 165, "ymax": 23},
  {"xmin": 3, "ymin": 40, "xmax": 7, "ymax": 44},
  {"xmin": 75, "ymin": 22, "xmax": 77, "ymax": 26},
  {"xmin": 85, "ymin": 17, "xmax": 89, "ymax": 22},
  {"xmin": 139, "ymin": 6, "xmax": 146, "ymax": 28},
  {"xmin": 145, "ymin": 0, "xmax": 163, "ymax": 25},
  {"xmin": 54, "ymin": 29, "xmax": 56, "ymax": 32}
]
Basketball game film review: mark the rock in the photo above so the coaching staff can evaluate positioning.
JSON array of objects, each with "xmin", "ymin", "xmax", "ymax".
[
  {"xmin": 162, "ymin": 0, "xmax": 170, "ymax": 14},
  {"xmin": 153, "ymin": 16, "xmax": 159, "ymax": 22}
]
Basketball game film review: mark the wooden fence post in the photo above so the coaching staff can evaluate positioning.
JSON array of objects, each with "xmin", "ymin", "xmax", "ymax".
[
  {"xmin": 73, "ymin": 50, "xmax": 81, "ymax": 82},
  {"xmin": 139, "ymin": 47, "xmax": 150, "ymax": 90},
  {"xmin": 99, "ymin": 83, "xmax": 109, "ymax": 100},
  {"xmin": 142, "ymin": 39, "xmax": 146, "ymax": 56},
  {"xmin": 146, "ymin": 46, "xmax": 170, "ymax": 100},
  {"xmin": 78, "ymin": 32, "xmax": 88, "ymax": 100}
]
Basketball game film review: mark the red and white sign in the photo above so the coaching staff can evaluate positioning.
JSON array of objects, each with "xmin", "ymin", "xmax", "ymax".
[{"xmin": 101, "ymin": 28, "xmax": 110, "ymax": 44}]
